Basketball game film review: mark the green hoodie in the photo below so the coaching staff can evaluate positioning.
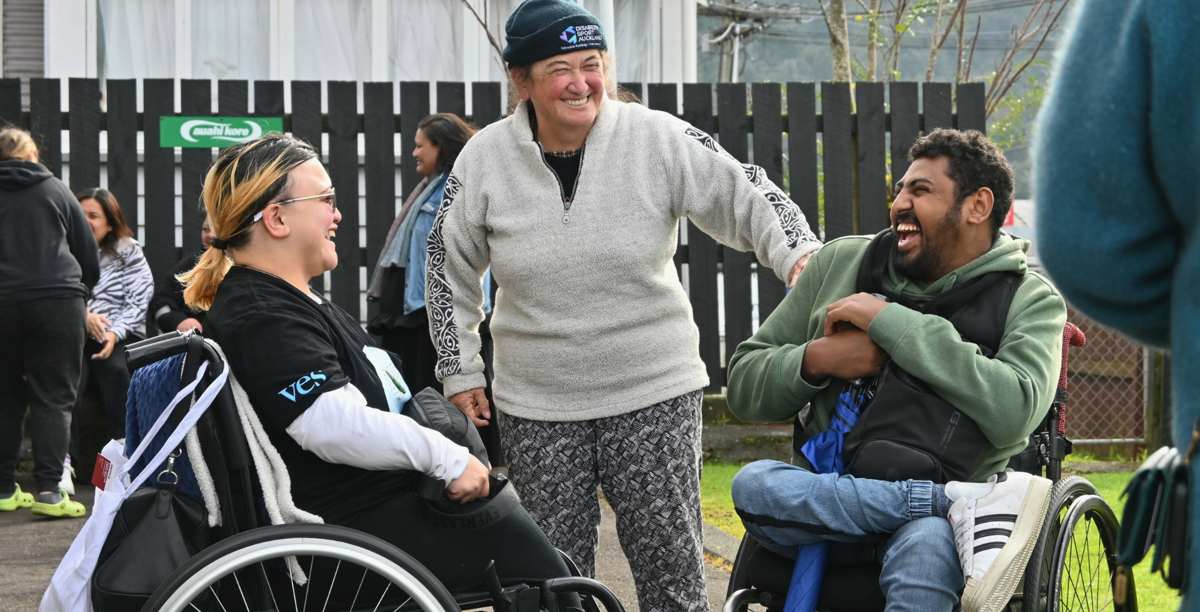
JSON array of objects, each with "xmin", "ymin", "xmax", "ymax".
[{"xmin": 727, "ymin": 233, "xmax": 1067, "ymax": 482}]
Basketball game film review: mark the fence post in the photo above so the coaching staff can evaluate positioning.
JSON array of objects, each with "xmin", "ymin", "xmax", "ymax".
[{"xmin": 1144, "ymin": 348, "xmax": 1172, "ymax": 450}]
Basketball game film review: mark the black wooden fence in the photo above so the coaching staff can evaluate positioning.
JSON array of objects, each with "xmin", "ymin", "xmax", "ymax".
[{"xmin": 0, "ymin": 78, "xmax": 984, "ymax": 390}]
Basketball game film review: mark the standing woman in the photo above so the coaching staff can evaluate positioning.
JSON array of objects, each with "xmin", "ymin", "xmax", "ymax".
[
  {"xmin": 0, "ymin": 127, "xmax": 98, "ymax": 517},
  {"xmin": 369, "ymin": 113, "xmax": 488, "ymax": 394},
  {"xmin": 72, "ymin": 188, "xmax": 154, "ymax": 461},
  {"xmin": 427, "ymin": 1, "xmax": 821, "ymax": 610}
]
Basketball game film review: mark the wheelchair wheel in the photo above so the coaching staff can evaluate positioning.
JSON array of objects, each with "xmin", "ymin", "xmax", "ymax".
[
  {"xmin": 143, "ymin": 524, "xmax": 460, "ymax": 612},
  {"xmin": 1047, "ymin": 494, "xmax": 1124, "ymax": 611},
  {"xmin": 1020, "ymin": 476, "xmax": 1131, "ymax": 612}
]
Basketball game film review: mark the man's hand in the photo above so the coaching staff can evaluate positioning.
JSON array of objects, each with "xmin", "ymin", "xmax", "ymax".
[
  {"xmin": 823, "ymin": 293, "xmax": 890, "ymax": 337},
  {"xmin": 176, "ymin": 318, "xmax": 203, "ymax": 333},
  {"xmin": 449, "ymin": 388, "xmax": 490, "ymax": 427},
  {"xmin": 788, "ymin": 252, "xmax": 815, "ymax": 288},
  {"xmin": 801, "ymin": 329, "xmax": 888, "ymax": 384},
  {"xmin": 86, "ymin": 311, "xmax": 111, "ymax": 342},
  {"xmin": 93, "ymin": 331, "xmax": 118, "ymax": 360},
  {"xmin": 445, "ymin": 454, "xmax": 490, "ymax": 503}
]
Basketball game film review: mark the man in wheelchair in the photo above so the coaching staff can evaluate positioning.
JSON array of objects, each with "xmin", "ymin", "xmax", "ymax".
[{"xmin": 726, "ymin": 129, "xmax": 1068, "ymax": 612}]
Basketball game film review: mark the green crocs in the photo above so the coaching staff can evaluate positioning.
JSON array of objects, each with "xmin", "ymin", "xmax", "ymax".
[
  {"xmin": 0, "ymin": 484, "xmax": 34, "ymax": 511},
  {"xmin": 31, "ymin": 490, "xmax": 86, "ymax": 518}
]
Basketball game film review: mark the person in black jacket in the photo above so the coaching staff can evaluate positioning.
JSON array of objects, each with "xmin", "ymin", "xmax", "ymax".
[
  {"xmin": 149, "ymin": 214, "xmax": 214, "ymax": 333},
  {"xmin": 0, "ymin": 127, "xmax": 98, "ymax": 518}
]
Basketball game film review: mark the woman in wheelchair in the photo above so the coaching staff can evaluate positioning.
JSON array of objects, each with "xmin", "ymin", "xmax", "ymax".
[{"xmin": 177, "ymin": 134, "xmax": 574, "ymax": 593}]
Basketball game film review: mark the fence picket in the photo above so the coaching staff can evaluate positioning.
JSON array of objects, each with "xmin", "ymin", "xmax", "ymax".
[
  {"xmin": 787, "ymin": 82, "xmax": 819, "ymax": 236},
  {"xmin": 924, "ymin": 82, "xmax": 953, "ymax": 132},
  {"xmin": 890, "ymin": 82, "xmax": 920, "ymax": 186},
  {"xmin": 106, "ymin": 80, "xmax": 138, "ymax": 231},
  {"xmin": 857, "ymin": 82, "xmax": 889, "ymax": 234},
  {"xmin": 290, "ymin": 80, "xmax": 324, "ymax": 296},
  {"xmin": 752, "ymin": 82, "xmax": 786, "ymax": 321},
  {"xmin": 0, "ymin": 78, "xmax": 19, "ymax": 125},
  {"xmin": 29, "ymin": 78, "xmax": 61, "ymax": 177},
  {"xmin": 681, "ymin": 82, "xmax": 721, "ymax": 391},
  {"xmin": 327, "ymin": 81, "xmax": 360, "ymax": 315},
  {"xmin": 180, "ymin": 79, "xmax": 212, "ymax": 259},
  {"xmin": 647, "ymin": 83, "xmax": 677, "ymax": 116},
  {"xmin": 254, "ymin": 80, "xmax": 285, "ymax": 119},
  {"xmin": 717, "ymin": 83, "xmax": 748, "ymax": 162},
  {"xmin": 68, "ymin": 78, "xmax": 100, "ymax": 194},
  {"xmin": 822, "ymin": 82, "xmax": 854, "ymax": 239},
  {"xmin": 472, "ymin": 82, "xmax": 503, "ymax": 128},
  {"xmin": 142, "ymin": 79, "xmax": 176, "ymax": 282},
  {"xmin": 400, "ymin": 82, "xmax": 430, "ymax": 202},
  {"xmin": 364, "ymin": 81, "xmax": 396, "ymax": 299},
  {"xmin": 436, "ymin": 81, "xmax": 466, "ymax": 118},
  {"xmin": 956, "ymin": 82, "xmax": 986, "ymax": 132}
]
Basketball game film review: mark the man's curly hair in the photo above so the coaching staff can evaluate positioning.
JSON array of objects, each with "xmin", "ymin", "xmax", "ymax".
[{"xmin": 908, "ymin": 128, "xmax": 1014, "ymax": 240}]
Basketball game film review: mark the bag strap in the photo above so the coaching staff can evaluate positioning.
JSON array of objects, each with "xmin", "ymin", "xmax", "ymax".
[{"xmin": 116, "ymin": 358, "xmax": 230, "ymax": 500}]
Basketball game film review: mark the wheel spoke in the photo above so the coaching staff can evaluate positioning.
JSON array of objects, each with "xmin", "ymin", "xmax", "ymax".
[
  {"xmin": 348, "ymin": 565, "xmax": 368, "ymax": 611},
  {"xmin": 321, "ymin": 559, "xmax": 342, "ymax": 611},
  {"xmin": 373, "ymin": 581, "xmax": 392, "ymax": 612},
  {"xmin": 209, "ymin": 585, "xmax": 230, "ymax": 612},
  {"xmin": 263, "ymin": 562, "xmax": 281, "ymax": 612},
  {"xmin": 390, "ymin": 595, "xmax": 413, "ymax": 612},
  {"xmin": 233, "ymin": 568, "xmax": 251, "ymax": 611}
]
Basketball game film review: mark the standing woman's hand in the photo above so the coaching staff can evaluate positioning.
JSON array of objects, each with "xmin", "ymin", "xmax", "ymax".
[
  {"xmin": 450, "ymin": 388, "xmax": 491, "ymax": 427},
  {"xmin": 93, "ymin": 331, "xmax": 118, "ymax": 360},
  {"xmin": 86, "ymin": 311, "xmax": 111, "ymax": 342},
  {"xmin": 789, "ymin": 252, "xmax": 815, "ymax": 288}
]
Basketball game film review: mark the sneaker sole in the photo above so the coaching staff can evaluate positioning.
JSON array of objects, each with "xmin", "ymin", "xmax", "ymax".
[{"xmin": 961, "ymin": 477, "xmax": 1053, "ymax": 612}]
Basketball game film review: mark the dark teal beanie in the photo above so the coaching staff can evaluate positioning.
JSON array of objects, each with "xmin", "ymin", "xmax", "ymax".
[{"xmin": 502, "ymin": 0, "xmax": 607, "ymax": 67}]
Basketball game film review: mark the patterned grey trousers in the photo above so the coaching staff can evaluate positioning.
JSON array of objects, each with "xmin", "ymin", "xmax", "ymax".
[{"xmin": 500, "ymin": 390, "xmax": 707, "ymax": 612}]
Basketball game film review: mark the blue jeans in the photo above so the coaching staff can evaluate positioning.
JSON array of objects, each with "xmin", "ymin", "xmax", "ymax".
[{"xmin": 732, "ymin": 460, "xmax": 963, "ymax": 612}]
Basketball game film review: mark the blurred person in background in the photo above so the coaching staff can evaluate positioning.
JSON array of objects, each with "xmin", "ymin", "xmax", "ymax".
[
  {"xmin": 1034, "ymin": 0, "xmax": 1200, "ymax": 605},
  {"xmin": 368, "ymin": 113, "xmax": 491, "ymax": 395},
  {"xmin": 0, "ymin": 126, "xmax": 97, "ymax": 518},
  {"xmin": 70, "ymin": 188, "xmax": 153, "ymax": 472},
  {"xmin": 150, "ymin": 214, "xmax": 214, "ymax": 333}
]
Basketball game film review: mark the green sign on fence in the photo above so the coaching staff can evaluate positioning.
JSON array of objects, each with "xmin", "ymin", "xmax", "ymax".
[{"xmin": 160, "ymin": 117, "xmax": 283, "ymax": 148}]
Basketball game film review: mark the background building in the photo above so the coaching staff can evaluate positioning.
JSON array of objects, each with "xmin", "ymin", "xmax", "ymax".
[{"xmin": 4, "ymin": 0, "xmax": 698, "ymax": 90}]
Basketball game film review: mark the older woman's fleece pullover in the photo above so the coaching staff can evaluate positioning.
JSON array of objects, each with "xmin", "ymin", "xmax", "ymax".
[{"xmin": 427, "ymin": 98, "xmax": 821, "ymax": 421}]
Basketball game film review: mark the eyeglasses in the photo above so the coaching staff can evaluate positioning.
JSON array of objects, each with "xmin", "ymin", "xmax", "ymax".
[{"xmin": 253, "ymin": 188, "xmax": 337, "ymax": 222}]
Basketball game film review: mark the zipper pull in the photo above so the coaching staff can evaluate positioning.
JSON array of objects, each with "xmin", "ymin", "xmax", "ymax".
[{"xmin": 563, "ymin": 210, "xmax": 570, "ymax": 224}]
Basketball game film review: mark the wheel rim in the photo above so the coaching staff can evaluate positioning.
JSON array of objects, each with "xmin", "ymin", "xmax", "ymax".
[
  {"xmin": 1048, "ymin": 496, "xmax": 1119, "ymax": 612},
  {"xmin": 158, "ymin": 536, "xmax": 451, "ymax": 612}
]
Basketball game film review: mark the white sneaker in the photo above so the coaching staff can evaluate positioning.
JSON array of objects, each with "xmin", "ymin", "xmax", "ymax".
[
  {"xmin": 949, "ymin": 471, "xmax": 1052, "ymax": 612},
  {"xmin": 58, "ymin": 456, "xmax": 76, "ymax": 496}
]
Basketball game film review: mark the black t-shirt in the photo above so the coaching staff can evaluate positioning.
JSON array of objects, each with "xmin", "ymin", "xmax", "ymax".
[
  {"xmin": 205, "ymin": 266, "xmax": 417, "ymax": 524},
  {"xmin": 543, "ymin": 150, "xmax": 582, "ymax": 201}
]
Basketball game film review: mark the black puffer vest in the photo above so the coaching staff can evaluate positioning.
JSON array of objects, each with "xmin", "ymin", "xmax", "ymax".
[{"xmin": 794, "ymin": 230, "xmax": 1023, "ymax": 483}]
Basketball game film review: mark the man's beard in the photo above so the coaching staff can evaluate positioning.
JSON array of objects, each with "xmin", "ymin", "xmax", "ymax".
[{"xmin": 893, "ymin": 203, "xmax": 964, "ymax": 283}]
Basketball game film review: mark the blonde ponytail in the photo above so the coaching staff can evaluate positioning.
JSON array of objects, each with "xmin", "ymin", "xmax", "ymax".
[{"xmin": 178, "ymin": 134, "xmax": 317, "ymax": 310}]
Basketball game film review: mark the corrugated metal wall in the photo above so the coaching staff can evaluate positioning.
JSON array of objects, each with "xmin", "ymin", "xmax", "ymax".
[{"xmin": 2, "ymin": 0, "xmax": 44, "ymax": 107}]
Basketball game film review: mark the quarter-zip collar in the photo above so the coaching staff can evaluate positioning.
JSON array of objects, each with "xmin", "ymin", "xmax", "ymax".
[{"xmin": 513, "ymin": 97, "xmax": 618, "ymax": 225}]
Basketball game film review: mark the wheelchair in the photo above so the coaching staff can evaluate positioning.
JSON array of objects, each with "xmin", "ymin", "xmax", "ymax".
[
  {"xmin": 721, "ymin": 323, "xmax": 1136, "ymax": 612},
  {"xmin": 120, "ymin": 330, "xmax": 625, "ymax": 612}
]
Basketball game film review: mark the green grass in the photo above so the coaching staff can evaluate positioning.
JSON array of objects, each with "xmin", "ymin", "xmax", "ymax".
[{"xmin": 699, "ymin": 461, "xmax": 1181, "ymax": 610}]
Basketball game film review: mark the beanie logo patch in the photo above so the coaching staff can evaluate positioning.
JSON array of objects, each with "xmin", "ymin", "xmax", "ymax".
[
  {"xmin": 560, "ymin": 26, "xmax": 577, "ymax": 44},
  {"xmin": 558, "ymin": 24, "xmax": 602, "ymax": 51}
]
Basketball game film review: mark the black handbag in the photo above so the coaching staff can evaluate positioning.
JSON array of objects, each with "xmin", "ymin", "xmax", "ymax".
[
  {"xmin": 403, "ymin": 387, "xmax": 490, "ymax": 500},
  {"xmin": 1116, "ymin": 431, "xmax": 1194, "ymax": 603},
  {"xmin": 91, "ymin": 455, "xmax": 211, "ymax": 610}
]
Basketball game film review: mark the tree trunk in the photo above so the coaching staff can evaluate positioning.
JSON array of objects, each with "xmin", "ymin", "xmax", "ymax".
[
  {"xmin": 866, "ymin": 0, "xmax": 880, "ymax": 81},
  {"xmin": 827, "ymin": 0, "xmax": 852, "ymax": 81},
  {"xmin": 925, "ymin": 0, "xmax": 948, "ymax": 81},
  {"xmin": 718, "ymin": 16, "xmax": 734, "ymax": 83}
]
